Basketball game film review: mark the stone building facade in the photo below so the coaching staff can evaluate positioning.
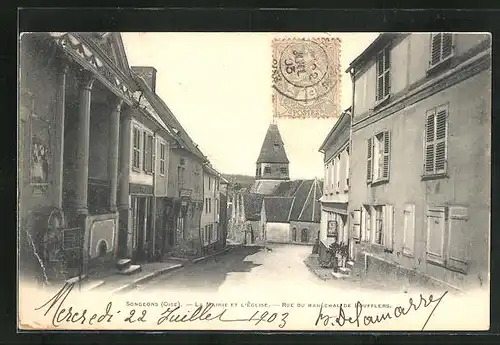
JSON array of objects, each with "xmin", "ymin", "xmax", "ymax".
[
  {"xmin": 18, "ymin": 32, "xmax": 226, "ymax": 285},
  {"xmin": 347, "ymin": 33, "xmax": 491, "ymax": 290},
  {"xmin": 318, "ymin": 108, "xmax": 352, "ymax": 268}
]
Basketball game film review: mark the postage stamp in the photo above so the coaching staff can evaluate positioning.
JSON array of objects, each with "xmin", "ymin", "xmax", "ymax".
[{"xmin": 272, "ymin": 37, "xmax": 341, "ymax": 119}]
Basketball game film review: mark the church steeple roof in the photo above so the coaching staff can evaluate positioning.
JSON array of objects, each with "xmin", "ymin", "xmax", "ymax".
[{"xmin": 256, "ymin": 124, "xmax": 289, "ymax": 164}]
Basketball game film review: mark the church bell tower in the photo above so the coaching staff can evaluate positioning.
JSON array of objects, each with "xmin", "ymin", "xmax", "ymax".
[{"xmin": 255, "ymin": 123, "xmax": 290, "ymax": 181}]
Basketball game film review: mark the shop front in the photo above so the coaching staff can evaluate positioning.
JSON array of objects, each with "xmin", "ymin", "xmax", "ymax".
[
  {"xmin": 129, "ymin": 183, "xmax": 154, "ymax": 263},
  {"xmin": 319, "ymin": 203, "xmax": 349, "ymax": 268}
]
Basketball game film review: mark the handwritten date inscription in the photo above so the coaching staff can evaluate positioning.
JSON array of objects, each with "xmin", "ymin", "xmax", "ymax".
[{"xmin": 34, "ymin": 283, "xmax": 289, "ymax": 328}]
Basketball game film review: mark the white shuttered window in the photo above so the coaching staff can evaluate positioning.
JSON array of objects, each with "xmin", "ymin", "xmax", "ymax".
[
  {"xmin": 426, "ymin": 205, "xmax": 469, "ymax": 273},
  {"xmin": 376, "ymin": 46, "xmax": 391, "ymax": 101},
  {"xmin": 430, "ymin": 33, "xmax": 453, "ymax": 68},
  {"xmin": 424, "ymin": 105, "xmax": 448, "ymax": 176},
  {"xmin": 367, "ymin": 131, "xmax": 391, "ymax": 183}
]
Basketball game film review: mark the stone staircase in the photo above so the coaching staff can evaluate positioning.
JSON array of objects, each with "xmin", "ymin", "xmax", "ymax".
[
  {"xmin": 331, "ymin": 260, "xmax": 356, "ymax": 279},
  {"xmin": 116, "ymin": 258, "xmax": 142, "ymax": 275}
]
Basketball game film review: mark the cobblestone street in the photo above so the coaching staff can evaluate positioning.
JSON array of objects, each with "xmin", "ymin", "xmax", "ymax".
[{"xmin": 131, "ymin": 244, "xmax": 328, "ymax": 293}]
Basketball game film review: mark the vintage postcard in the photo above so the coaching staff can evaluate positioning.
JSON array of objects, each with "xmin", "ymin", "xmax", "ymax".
[{"xmin": 18, "ymin": 32, "xmax": 491, "ymax": 331}]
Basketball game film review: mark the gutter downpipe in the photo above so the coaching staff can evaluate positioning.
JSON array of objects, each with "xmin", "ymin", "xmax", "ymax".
[{"xmin": 348, "ymin": 66, "xmax": 356, "ymax": 263}]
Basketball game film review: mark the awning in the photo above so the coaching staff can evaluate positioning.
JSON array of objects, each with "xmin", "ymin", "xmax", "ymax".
[{"xmin": 321, "ymin": 203, "xmax": 348, "ymax": 215}]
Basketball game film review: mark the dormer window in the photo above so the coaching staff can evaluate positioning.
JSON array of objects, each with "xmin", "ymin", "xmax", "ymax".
[{"xmin": 264, "ymin": 166, "xmax": 271, "ymax": 174}]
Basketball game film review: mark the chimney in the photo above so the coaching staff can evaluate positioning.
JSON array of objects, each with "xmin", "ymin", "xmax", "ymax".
[{"xmin": 131, "ymin": 66, "xmax": 157, "ymax": 93}]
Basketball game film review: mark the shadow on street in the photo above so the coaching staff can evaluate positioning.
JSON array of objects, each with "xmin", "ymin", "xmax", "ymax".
[{"xmin": 141, "ymin": 246, "xmax": 263, "ymax": 291}]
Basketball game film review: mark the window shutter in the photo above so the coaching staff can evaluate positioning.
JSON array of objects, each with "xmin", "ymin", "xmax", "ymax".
[
  {"xmin": 383, "ymin": 73, "xmax": 390, "ymax": 98},
  {"xmin": 384, "ymin": 204, "xmax": 394, "ymax": 251},
  {"xmin": 146, "ymin": 135, "xmax": 151, "ymax": 172},
  {"xmin": 431, "ymin": 33, "xmax": 442, "ymax": 66},
  {"xmin": 345, "ymin": 151, "xmax": 350, "ymax": 189},
  {"xmin": 150, "ymin": 135, "xmax": 155, "ymax": 173},
  {"xmin": 383, "ymin": 47, "xmax": 390, "ymax": 97},
  {"xmin": 447, "ymin": 206, "xmax": 469, "ymax": 272},
  {"xmin": 165, "ymin": 142, "xmax": 169, "ymax": 176},
  {"xmin": 376, "ymin": 51, "xmax": 384, "ymax": 101},
  {"xmin": 143, "ymin": 132, "xmax": 147, "ymax": 171},
  {"xmin": 352, "ymin": 209, "xmax": 361, "ymax": 240},
  {"xmin": 366, "ymin": 137, "xmax": 373, "ymax": 183},
  {"xmin": 426, "ymin": 207, "xmax": 446, "ymax": 262},
  {"xmin": 384, "ymin": 47, "xmax": 390, "ymax": 70},
  {"xmin": 362, "ymin": 206, "xmax": 372, "ymax": 243},
  {"xmin": 329, "ymin": 161, "xmax": 333, "ymax": 189},
  {"xmin": 435, "ymin": 107, "xmax": 448, "ymax": 173},
  {"xmin": 441, "ymin": 33, "xmax": 453, "ymax": 60},
  {"xmin": 403, "ymin": 204, "xmax": 415, "ymax": 256},
  {"xmin": 424, "ymin": 110, "xmax": 436, "ymax": 174},
  {"xmin": 431, "ymin": 33, "xmax": 453, "ymax": 67},
  {"xmin": 377, "ymin": 75, "xmax": 384, "ymax": 101},
  {"xmin": 382, "ymin": 130, "xmax": 391, "ymax": 180},
  {"xmin": 325, "ymin": 163, "xmax": 329, "ymax": 191}
]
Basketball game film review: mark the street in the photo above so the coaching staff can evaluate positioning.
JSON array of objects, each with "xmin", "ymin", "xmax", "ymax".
[{"xmin": 132, "ymin": 244, "xmax": 328, "ymax": 294}]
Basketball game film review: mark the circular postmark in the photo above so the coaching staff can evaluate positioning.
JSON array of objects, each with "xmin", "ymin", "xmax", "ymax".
[{"xmin": 274, "ymin": 40, "xmax": 335, "ymax": 102}]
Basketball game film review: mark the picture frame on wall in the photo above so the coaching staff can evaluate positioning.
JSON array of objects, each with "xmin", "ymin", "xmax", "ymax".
[{"xmin": 327, "ymin": 220, "xmax": 338, "ymax": 238}]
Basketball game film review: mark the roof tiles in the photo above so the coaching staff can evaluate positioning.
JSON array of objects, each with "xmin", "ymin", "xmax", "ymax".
[{"xmin": 256, "ymin": 124, "xmax": 289, "ymax": 164}]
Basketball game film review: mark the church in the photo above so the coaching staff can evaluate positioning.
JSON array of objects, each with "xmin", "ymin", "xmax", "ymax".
[{"xmin": 227, "ymin": 123, "xmax": 322, "ymax": 246}]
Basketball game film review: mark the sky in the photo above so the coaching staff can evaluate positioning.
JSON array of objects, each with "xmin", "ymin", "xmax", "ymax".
[{"xmin": 122, "ymin": 32, "xmax": 378, "ymax": 179}]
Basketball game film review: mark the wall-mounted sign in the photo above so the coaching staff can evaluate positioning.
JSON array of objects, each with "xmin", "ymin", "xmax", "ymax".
[
  {"xmin": 179, "ymin": 188, "xmax": 192, "ymax": 199},
  {"xmin": 327, "ymin": 220, "xmax": 338, "ymax": 238},
  {"xmin": 129, "ymin": 183, "xmax": 153, "ymax": 195},
  {"xmin": 62, "ymin": 227, "xmax": 82, "ymax": 251}
]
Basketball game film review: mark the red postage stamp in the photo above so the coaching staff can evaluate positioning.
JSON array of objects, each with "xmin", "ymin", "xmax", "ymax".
[{"xmin": 272, "ymin": 37, "xmax": 342, "ymax": 119}]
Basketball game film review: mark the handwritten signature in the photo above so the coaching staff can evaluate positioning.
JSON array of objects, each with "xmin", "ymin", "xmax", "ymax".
[{"xmin": 315, "ymin": 290, "xmax": 448, "ymax": 330}]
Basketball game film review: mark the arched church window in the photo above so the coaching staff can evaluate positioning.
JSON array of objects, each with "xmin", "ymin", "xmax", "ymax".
[{"xmin": 301, "ymin": 229, "xmax": 309, "ymax": 243}]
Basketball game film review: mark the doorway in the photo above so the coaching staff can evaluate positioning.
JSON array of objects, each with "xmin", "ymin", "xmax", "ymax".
[
  {"xmin": 131, "ymin": 195, "xmax": 152, "ymax": 262},
  {"xmin": 158, "ymin": 200, "xmax": 175, "ymax": 256}
]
